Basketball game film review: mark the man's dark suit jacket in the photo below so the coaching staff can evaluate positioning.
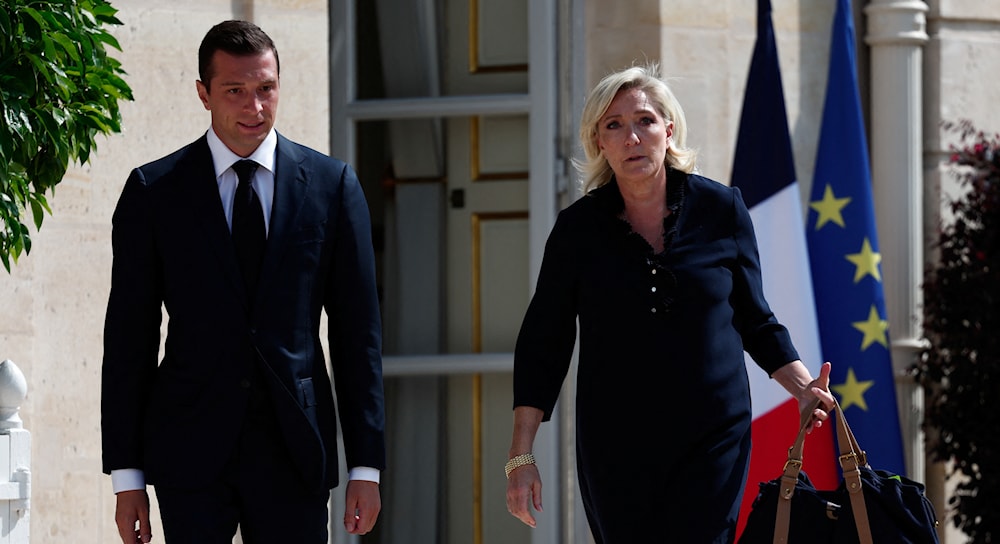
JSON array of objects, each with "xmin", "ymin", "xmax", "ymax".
[{"xmin": 101, "ymin": 133, "xmax": 386, "ymax": 493}]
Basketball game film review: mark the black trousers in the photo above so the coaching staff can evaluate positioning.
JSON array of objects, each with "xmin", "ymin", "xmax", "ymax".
[{"xmin": 154, "ymin": 371, "xmax": 330, "ymax": 544}]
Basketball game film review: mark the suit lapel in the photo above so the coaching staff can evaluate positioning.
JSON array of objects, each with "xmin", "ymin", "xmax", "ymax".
[
  {"xmin": 255, "ymin": 134, "xmax": 309, "ymax": 304},
  {"xmin": 184, "ymin": 137, "xmax": 251, "ymax": 307}
]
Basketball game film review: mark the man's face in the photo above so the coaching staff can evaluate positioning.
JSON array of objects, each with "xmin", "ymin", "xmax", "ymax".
[{"xmin": 196, "ymin": 49, "xmax": 279, "ymax": 157}]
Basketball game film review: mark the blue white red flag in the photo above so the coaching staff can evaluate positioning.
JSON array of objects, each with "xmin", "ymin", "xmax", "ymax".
[{"xmin": 731, "ymin": 0, "xmax": 838, "ymax": 535}]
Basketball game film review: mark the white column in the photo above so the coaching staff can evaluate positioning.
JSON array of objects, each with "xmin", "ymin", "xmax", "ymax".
[{"xmin": 863, "ymin": 0, "xmax": 928, "ymax": 482}]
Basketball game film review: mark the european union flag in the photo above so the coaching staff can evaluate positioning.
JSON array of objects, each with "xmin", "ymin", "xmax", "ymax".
[{"xmin": 807, "ymin": 0, "xmax": 906, "ymax": 475}]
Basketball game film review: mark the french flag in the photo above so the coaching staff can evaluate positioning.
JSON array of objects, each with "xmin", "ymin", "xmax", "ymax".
[{"xmin": 730, "ymin": 0, "xmax": 838, "ymax": 535}]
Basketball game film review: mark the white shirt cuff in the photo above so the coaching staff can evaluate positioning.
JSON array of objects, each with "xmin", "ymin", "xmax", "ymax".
[
  {"xmin": 112, "ymin": 467, "xmax": 378, "ymax": 490},
  {"xmin": 348, "ymin": 466, "xmax": 380, "ymax": 484},
  {"xmin": 111, "ymin": 469, "xmax": 146, "ymax": 494}
]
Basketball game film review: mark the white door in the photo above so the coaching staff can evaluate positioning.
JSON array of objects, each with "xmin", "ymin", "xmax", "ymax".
[{"xmin": 328, "ymin": 0, "xmax": 560, "ymax": 543}]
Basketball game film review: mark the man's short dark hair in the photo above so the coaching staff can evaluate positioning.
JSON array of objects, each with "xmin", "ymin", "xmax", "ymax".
[{"xmin": 198, "ymin": 20, "xmax": 280, "ymax": 87}]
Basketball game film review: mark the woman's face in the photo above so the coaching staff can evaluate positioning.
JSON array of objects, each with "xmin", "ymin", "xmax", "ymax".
[{"xmin": 596, "ymin": 87, "xmax": 672, "ymax": 185}]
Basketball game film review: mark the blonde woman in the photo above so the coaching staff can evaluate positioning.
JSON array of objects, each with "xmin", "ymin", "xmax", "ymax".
[{"xmin": 504, "ymin": 64, "xmax": 833, "ymax": 542}]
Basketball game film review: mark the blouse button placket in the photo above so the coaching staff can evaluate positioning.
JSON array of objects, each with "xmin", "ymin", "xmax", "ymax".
[{"xmin": 650, "ymin": 266, "xmax": 659, "ymax": 314}]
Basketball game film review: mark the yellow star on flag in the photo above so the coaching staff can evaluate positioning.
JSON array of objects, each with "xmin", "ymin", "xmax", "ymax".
[
  {"xmin": 852, "ymin": 305, "xmax": 889, "ymax": 350},
  {"xmin": 845, "ymin": 237, "xmax": 882, "ymax": 283},
  {"xmin": 832, "ymin": 367, "xmax": 875, "ymax": 411},
  {"xmin": 809, "ymin": 184, "xmax": 851, "ymax": 230}
]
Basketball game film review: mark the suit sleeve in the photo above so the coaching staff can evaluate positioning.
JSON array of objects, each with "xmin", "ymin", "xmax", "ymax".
[
  {"xmin": 324, "ymin": 163, "xmax": 386, "ymax": 471},
  {"xmin": 101, "ymin": 169, "xmax": 164, "ymax": 474}
]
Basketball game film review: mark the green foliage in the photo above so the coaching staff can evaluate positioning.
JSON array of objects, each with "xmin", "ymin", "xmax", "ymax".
[
  {"xmin": 0, "ymin": 0, "xmax": 132, "ymax": 271},
  {"xmin": 915, "ymin": 119, "xmax": 1000, "ymax": 543}
]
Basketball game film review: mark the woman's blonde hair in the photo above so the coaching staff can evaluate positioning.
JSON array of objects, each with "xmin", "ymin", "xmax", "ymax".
[{"xmin": 575, "ymin": 63, "xmax": 698, "ymax": 193}]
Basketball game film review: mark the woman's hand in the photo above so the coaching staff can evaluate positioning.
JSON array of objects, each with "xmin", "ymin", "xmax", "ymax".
[
  {"xmin": 799, "ymin": 361, "xmax": 835, "ymax": 433},
  {"xmin": 506, "ymin": 461, "xmax": 543, "ymax": 528},
  {"xmin": 506, "ymin": 406, "xmax": 545, "ymax": 528},
  {"xmin": 772, "ymin": 360, "xmax": 837, "ymax": 433}
]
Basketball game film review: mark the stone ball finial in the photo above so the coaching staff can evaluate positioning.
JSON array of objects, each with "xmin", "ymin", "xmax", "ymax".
[{"xmin": 0, "ymin": 359, "xmax": 28, "ymax": 431}]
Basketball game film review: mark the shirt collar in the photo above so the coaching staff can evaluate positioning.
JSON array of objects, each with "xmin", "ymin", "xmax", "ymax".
[{"xmin": 205, "ymin": 127, "xmax": 278, "ymax": 178}]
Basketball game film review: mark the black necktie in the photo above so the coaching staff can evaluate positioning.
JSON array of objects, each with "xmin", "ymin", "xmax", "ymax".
[{"xmin": 231, "ymin": 159, "xmax": 265, "ymax": 297}]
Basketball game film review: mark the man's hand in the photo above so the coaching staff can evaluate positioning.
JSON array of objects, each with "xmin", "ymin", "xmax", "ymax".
[
  {"xmin": 343, "ymin": 479, "xmax": 381, "ymax": 535},
  {"xmin": 115, "ymin": 489, "xmax": 152, "ymax": 543}
]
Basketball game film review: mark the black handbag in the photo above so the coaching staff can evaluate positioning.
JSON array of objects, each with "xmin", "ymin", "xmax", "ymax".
[{"xmin": 739, "ymin": 398, "xmax": 940, "ymax": 544}]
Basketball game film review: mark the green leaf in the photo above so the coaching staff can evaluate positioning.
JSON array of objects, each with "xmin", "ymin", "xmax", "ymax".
[
  {"xmin": 25, "ymin": 53, "xmax": 53, "ymax": 85},
  {"xmin": 103, "ymin": 72, "xmax": 133, "ymax": 98},
  {"xmin": 49, "ymin": 107, "xmax": 68, "ymax": 126},
  {"xmin": 75, "ymin": 136, "xmax": 92, "ymax": 164},
  {"xmin": 33, "ymin": 107, "xmax": 61, "ymax": 140},
  {"xmin": 0, "ymin": 8, "xmax": 11, "ymax": 39},
  {"xmin": 18, "ymin": 222, "xmax": 30, "ymax": 255},
  {"xmin": 94, "ymin": 29, "xmax": 123, "ymax": 51},
  {"xmin": 18, "ymin": 7, "xmax": 43, "ymax": 43},
  {"xmin": 32, "ymin": 192, "xmax": 51, "ymax": 215},
  {"xmin": 11, "ymin": 226, "xmax": 25, "ymax": 260},
  {"xmin": 0, "ymin": 122, "xmax": 12, "ymax": 163},
  {"xmin": 78, "ymin": 33, "xmax": 95, "ymax": 64},
  {"xmin": 14, "ymin": 108, "xmax": 33, "ymax": 136},
  {"xmin": 29, "ymin": 198, "xmax": 45, "ymax": 230},
  {"xmin": 20, "ymin": 7, "xmax": 47, "ymax": 32},
  {"xmin": 90, "ymin": 1, "xmax": 124, "ymax": 27},
  {"xmin": 89, "ymin": 115, "xmax": 113, "ymax": 133},
  {"xmin": 35, "ymin": 6, "xmax": 63, "ymax": 30},
  {"xmin": 50, "ymin": 32, "xmax": 81, "ymax": 65}
]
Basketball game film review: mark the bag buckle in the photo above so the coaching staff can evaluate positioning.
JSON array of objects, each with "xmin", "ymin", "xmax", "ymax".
[
  {"xmin": 839, "ymin": 452, "xmax": 864, "ymax": 470},
  {"xmin": 783, "ymin": 458, "xmax": 802, "ymax": 471}
]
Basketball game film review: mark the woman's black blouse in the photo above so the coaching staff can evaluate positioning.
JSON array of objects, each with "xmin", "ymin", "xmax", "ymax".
[{"xmin": 512, "ymin": 169, "xmax": 800, "ymax": 540}]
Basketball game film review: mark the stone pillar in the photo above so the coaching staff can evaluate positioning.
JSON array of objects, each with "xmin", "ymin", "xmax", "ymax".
[
  {"xmin": 0, "ymin": 359, "xmax": 30, "ymax": 544},
  {"xmin": 863, "ymin": 0, "xmax": 928, "ymax": 482}
]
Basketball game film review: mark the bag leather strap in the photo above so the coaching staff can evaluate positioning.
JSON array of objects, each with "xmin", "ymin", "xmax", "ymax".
[
  {"xmin": 772, "ymin": 398, "xmax": 873, "ymax": 544},
  {"xmin": 835, "ymin": 401, "xmax": 873, "ymax": 544}
]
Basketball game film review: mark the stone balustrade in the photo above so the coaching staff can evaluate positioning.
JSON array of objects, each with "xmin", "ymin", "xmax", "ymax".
[{"xmin": 0, "ymin": 360, "xmax": 30, "ymax": 543}]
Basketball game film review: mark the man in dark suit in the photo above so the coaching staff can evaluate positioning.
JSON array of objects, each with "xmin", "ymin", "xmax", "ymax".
[{"xmin": 101, "ymin": 20, "xmax": 385, "ymax": 543}]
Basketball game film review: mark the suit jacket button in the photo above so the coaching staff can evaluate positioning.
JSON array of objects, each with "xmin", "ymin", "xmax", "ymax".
[{"xmin": 240, "ymin": 379, "xmax": 251, "ymax": 389}]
